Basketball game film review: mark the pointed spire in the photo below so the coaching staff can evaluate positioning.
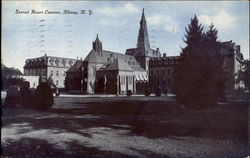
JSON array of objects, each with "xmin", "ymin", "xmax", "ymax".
[
  {"xmin": 95, "ymin": 34, "xmax": 100, "ymax": 42},
  {"xmin": 137, "ymin": 8, "xmax": 150, "ymax": 50},
  {"xmin": 93, "ymin": 34, "xmax": 102, "ymax": 53},
  {"xmin": 141, "ymin": 8, "xmax": 145, "ymax": 22}
]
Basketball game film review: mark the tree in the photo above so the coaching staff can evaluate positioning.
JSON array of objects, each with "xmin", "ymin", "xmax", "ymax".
[
  {"xmin": 173, "ymin": 17, "xmax": 226, "ymax": 109},
  {"xmin": 1, "ymin": 64, "xmax": 23, "ymax": 90}
]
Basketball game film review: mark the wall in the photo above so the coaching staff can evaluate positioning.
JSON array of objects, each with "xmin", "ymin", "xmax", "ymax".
[{"xmin": 21, "ymin": 76, "xmax": 40, "ymax": 89}]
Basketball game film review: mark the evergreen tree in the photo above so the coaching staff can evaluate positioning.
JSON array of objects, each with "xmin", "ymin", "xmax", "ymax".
[{"xmin": 173, "ymin": 17, "xmax": 225, "ymax": 109}]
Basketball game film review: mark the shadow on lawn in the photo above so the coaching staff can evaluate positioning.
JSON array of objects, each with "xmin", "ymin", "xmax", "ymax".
[
  {"xmin": 1, "ymin": 99, "xmax": 248, "ymax": 158},
  {"xmin": 2, "ymin": 137, "xmax": 141, "ymax": 158},
  {"xmin": 3, "ymin": 99, "xmax": 248, "ymax": 140}
]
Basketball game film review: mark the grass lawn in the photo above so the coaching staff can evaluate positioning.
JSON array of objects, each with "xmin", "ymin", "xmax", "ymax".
[{"xmin": 1, "ymin": 96, "xmax": 249, "ymax": 158}]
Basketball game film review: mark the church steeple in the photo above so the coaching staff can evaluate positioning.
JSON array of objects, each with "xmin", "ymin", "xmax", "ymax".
[
  {"xmin": 92, "ymin": 34, "xmax": 102, "ymax": 55},
  {"xmin": 137, "ymin": 8, "xmax": 150, "ymax": 50}
]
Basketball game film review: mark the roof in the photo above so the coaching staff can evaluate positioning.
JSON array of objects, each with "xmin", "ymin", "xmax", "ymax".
[
  {"xmin": 125, "ymin": 48, "xmax": 161, "ymax": 58},
  {"xmin": 84, "ymin": 49, "xmax": 145, "ymax": 71},
  {"xmin": 98, "ymin": 58, "xmax": 133, "ymax": 71},
  {"xmin": 67, "ymin": 60, "xmax": 83, "ymax": 73}
]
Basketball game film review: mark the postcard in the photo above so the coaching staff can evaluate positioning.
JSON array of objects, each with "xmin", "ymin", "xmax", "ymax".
[{"xmin": 2, "ymin": 1, "xmax": 249, "ymax": 158}]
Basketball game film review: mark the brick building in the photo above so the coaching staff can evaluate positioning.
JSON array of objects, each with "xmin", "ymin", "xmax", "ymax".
[{"xmin": 149, "ymin": 54, "xmax": 180, "ymax": 93}]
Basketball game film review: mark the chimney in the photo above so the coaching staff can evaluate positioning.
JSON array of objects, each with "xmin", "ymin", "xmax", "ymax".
[{"xmin": 163, "ymin": 53, "xmax": 166, "ymax": 57}]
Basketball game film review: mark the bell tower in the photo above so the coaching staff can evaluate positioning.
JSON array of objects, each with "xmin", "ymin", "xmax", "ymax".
[{"xmin": 92, "ymin": 34, "xmax": 102, "ymax": 55}]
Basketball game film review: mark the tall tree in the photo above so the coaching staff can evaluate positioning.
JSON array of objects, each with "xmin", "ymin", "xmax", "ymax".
[{"xmin": 173, "ymin": 18, "xmax": 225, "ymax": 109}]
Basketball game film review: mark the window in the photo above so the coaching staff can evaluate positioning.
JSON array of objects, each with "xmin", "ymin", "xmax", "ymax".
[
  {"xmin": 55, "ymin": 59, "xmax": 59, "ymax": 66},
  {"xmin": 51, "ymin": 70, "xmax": 53, "ymax": 76},
  {"xmin": 69, "ymin": 60, "xmax": 73, "ymax": 66},
  {"xmin": 63, "ymin": 71, "xmax": 66, "ymax": 76},
  {"xmin": 56, "ymin": 71, "xmax": 59, "ymax": 76},
  {"xmin": 167, "ymin": 79, "xmax": 171, "ymax": 86},
  {"xmin": 33, "ymin": 82, "xmax": 36, "ymax": 87},
  {"xmin": 162, "ymin": 70, "xmax": 165, "ymax": 75},
  {"xmin": 163, "ymin": 80, "xmax": 166, "ymax": 85},
  {"xmin": 62, "ymin": 60, "xmax": 66, "ymax": 67},
  {"xmin": 56, "ymin": 80, "xmax": 58, "ymax": 85}
]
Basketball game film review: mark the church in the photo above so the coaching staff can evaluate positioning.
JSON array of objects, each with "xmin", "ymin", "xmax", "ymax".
[{"xmin": 66, "ymin": 9, "xmax": 161, "ymax": 94}]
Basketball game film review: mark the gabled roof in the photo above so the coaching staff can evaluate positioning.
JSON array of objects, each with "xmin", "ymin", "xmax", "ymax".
[
  {"xmin": 83, "ymin": 49, "xmax": 144, "ymax": 71},
  {"xmin": 98, "ymin": 58, "xmax": 133, "ymax": 71},
  {"xmin": 67, "ymin": 60, "xmax": 83, "ymax": 73}
]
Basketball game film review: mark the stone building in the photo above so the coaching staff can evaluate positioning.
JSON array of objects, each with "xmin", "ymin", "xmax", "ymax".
[
  {"xmin": 148, "ymin": 40, "xmax": 245, "ymax": 95},
  {"xmin": 66, "ymin": 35, "xmax": 147, "ymax": 94},
  {"xmin": 220, "ymin": 41, "xmax": 245, "ymax": 93},
  {"xmin": 149, "ymin": 54, "xmax": 180, "ymax": 93},
  {"xmin": 125, "ymin": 9, "xmax": 161, "ymax": 74},
  {"xmin": 23, "ymin": 54, "xmax": 77, "ymax": 88},
  {"xmin": 66, "ymin": 9, "xmax": 158, "ymax": 94}
]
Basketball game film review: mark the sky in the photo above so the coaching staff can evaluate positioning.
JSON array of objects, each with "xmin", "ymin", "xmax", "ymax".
[{"xmin": 2, "ymin": 1, "xmax": 249, "ymax": 72}]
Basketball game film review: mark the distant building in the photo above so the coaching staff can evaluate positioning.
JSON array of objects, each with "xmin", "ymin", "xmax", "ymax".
[
  {"xmin": 23, "ymin": 54, "xmax": 77, "ymax": 88},
  {"xmin": 125, "ymin": 9, "xmax": 161, "ymax": 73},
  {"xmin": 149, "ymin": 54, "xmax": 180, "ymax": 93},
  {"xmin": 66, "ymin": 9, "xmax": 158, "ymax": 94},
  {"xmin": 66, "ymin": 35, "xmax": 147, "ymax": 94},
  {"xmin": 220, "ymin": 41, "xmax": 245, "ymax": 93}
]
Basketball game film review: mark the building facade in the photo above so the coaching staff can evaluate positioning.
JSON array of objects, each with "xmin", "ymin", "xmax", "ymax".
[
  {"xmin": 220, "ymin": 41, "xmax": 245, "ymax": 93},
  {"xmin": 66, "ymin": 9, "xmax": 158, "ymax": 94},
  {"xmin": 23, "ymin": 54, "xmax": 77, "ymax": 88},
  {"xmin": 149, "ymin": 54, "xmax": 180, "ymax": 93},
  {"xmin": 125, "ymin": 9, "xmax": 161, "ymax": 74}
]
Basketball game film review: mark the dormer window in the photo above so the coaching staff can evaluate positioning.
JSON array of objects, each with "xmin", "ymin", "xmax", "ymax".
[
  {"xmin": 62, "ymin": 60, "xmax": 66, "ymax": 66},
  {"xmin": 55, "ymin": 59, "xmax": 59, "ymax": 66},
  {"xmin": 69, "ymin": 60, "xmax": 73, "ymax": 66},
  {"xmin": 49, "ymin": 59, "xmax": 54, "ymax": 65}
]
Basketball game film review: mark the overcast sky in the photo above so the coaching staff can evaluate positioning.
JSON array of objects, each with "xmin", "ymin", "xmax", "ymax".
[{"xmin": 2, "ymin": 1, "xmax": 249, "ymax": 71}]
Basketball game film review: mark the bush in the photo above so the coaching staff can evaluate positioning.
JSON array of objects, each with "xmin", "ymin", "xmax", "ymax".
[
  {"xmin": 35, "ymin": 82, "xmax": 54, "ymax": 110},
  {"xmin": 144, "ymin": 89, "xmax": 151, "ymax": 96},
  {"xmin": 4, "ymin": 86, "xmax": 19, "ymax": 107},
  {"xmin": 155, "ymin": 87, "xmax": 162, "ymax": 97},
  {"xmin": 127, "ymin": 90, "xmax": 132, "ymax": 96}
]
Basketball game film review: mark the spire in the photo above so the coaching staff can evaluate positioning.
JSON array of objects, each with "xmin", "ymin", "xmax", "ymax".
[
  {"xmin": 92, "ymin": 34, "xmax": 103, "ymax": 54},
  {"xmin": 137, "ymin": 8, "xmax": 150, "ymax": 50},
  {"xmin": 141, "ymin": 8, "xmax": 145, "ymax": 22}
]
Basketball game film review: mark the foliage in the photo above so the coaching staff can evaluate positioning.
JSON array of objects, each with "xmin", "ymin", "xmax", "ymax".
[
  {"xmin": 154, "ymin": 87, "xmax": 162, "ymax": 97},
  {"xmin": 1, "ymin": 64, "xmax": 24, "ymax": 90},
  {"xmin": 127, "ymin": 90, "xmax": 132, "ymax": 96},
  {"xmin": 173, "ymin": 16, "xmax": 226, "ymax": 109}
]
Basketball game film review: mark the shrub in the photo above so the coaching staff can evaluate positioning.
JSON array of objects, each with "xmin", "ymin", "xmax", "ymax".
[
  {"xmin": 127, "ymin": 90, "xmax": 132, "ymax": 96},
  {"xmin": 155, "ymin": 87, "xmax": 162, "ymax": 97},
  {"xmin": 144, "ymin": 89, "xmax": 151, "ymax": 96}
]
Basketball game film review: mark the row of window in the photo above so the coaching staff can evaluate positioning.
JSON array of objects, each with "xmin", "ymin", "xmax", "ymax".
[
  {"xmin": 25, "ymin": 69, "xmax": 46, "ymax": 76},
  {"xmin": 49, "ymin": 59, "xmax": 73, "ymax": 67},
  {"xmin": 50, "ymin": 70, "xmax": 66, "ymax": 77},
  {"xmin": 156, "ymin": 79, "xmax": 171, "ymax": 86},
  {"xmin": 150, "ymin": 69, "xmax": 173, "ymax": 76}
]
